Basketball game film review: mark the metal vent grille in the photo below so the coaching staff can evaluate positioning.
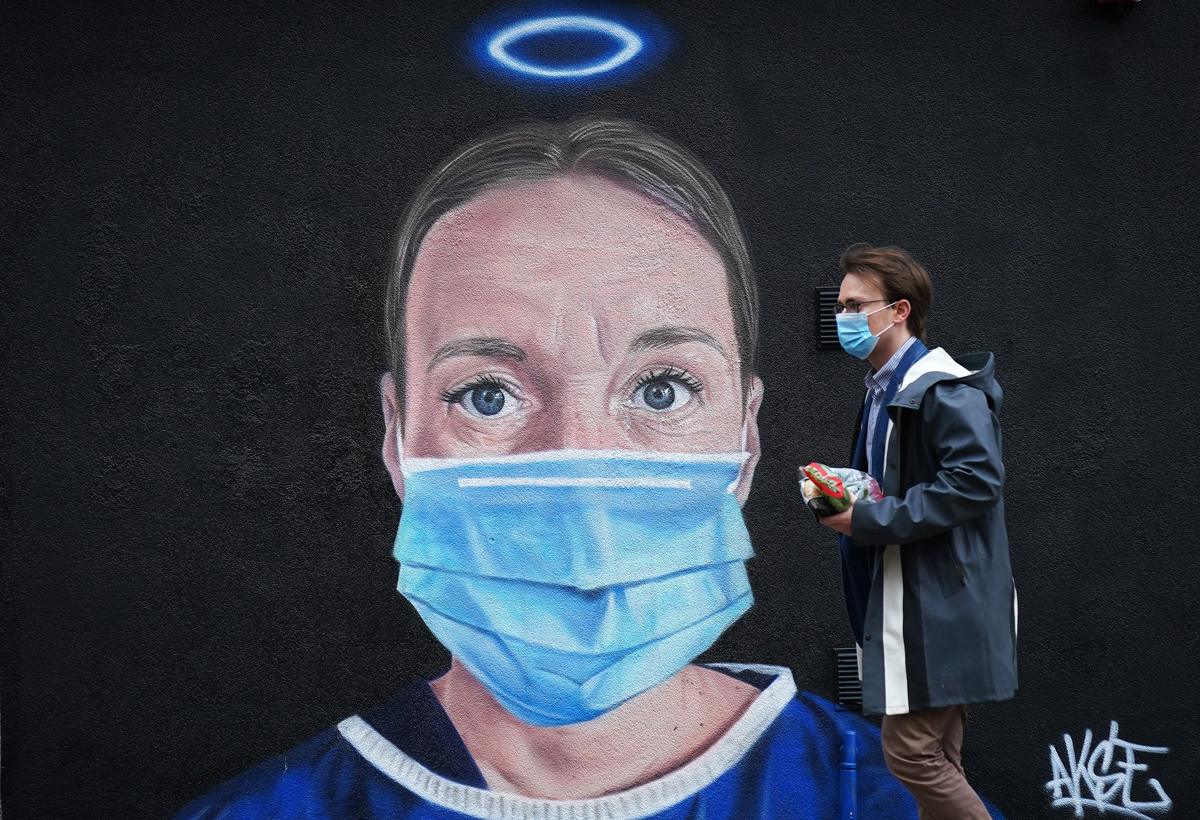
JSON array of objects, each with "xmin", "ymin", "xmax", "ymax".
[
  {"xmin": 815, "ymin": 287, "xmax": 841, "ymax": 349},
  {"xmin": 834, "ymin": 646, "xmax": 863, "ymax": 711}
]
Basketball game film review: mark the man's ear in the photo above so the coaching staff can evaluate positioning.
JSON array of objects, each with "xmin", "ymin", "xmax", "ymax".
[
  {"xmin": 379, "ymin": 372, "xmax": 405, "ymax": 499},
  {"xmin": 892, "ymin": 298, "xmax": 912, "ymax": 327},
  {"xmin": 734, "ymin": 374, "xmax": 764, "ymax": 506}
]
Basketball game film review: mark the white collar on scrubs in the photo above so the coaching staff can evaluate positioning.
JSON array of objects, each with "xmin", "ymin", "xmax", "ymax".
[{"xmin": 337, "ymin": 663, "xmax": 797, "ymax": 820}]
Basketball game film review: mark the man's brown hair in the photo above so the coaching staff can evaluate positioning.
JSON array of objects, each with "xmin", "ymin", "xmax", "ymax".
[{"xmin": 838, "ymin": 243, "xmax": 933, "ymax": 341}]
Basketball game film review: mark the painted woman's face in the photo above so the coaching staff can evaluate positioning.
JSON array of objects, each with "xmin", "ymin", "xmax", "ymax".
[{"xmin": 393, "ymin": 174, "xmax": 758, "ymax": 479}]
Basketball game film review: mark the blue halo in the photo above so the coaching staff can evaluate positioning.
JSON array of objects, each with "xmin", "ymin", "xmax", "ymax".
[
  {"xmin": 468, "ymin": 8, "xmax": 669, "ymax": 90},
  {"xmin": 478, "ymin": 13, "xmax": 652, "ymax": 83}
]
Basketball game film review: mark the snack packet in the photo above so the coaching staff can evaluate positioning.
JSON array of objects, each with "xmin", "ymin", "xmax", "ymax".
[{"xmin": 798, "ymin": 462, "xmax": 884, "ymax": 517}]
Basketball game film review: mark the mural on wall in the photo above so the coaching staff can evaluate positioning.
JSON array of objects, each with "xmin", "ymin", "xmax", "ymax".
[
  {"xmin": 1046, "ymin": 721, "xmax": 1173, "ymax": 819},
  {"xmin": 179, "ymin": 11, "xmax": 1012, "ymax": 820},
  {"xmin": 178, "ymin": 108, "xmax": 960, "ymax": 819}
]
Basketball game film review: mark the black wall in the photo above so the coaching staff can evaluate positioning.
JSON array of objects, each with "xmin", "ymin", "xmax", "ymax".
[{"xmin": 4, "ymin": 2, "xmax": 1199, "ymax": 818}]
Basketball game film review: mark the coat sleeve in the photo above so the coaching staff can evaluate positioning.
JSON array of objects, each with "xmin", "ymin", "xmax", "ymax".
[{"xmin": 850, "ymin": 383, "xmax": 1003, "ymax": 546}]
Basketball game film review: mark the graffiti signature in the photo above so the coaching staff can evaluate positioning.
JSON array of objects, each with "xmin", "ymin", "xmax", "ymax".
[{"xmin": 1045, "ymin": 721, "xmax": 1172, "ymax": 819}]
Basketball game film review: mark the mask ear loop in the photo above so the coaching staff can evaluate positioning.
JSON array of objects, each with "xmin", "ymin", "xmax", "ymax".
[
  {"xmin": 865, "ymin": 300, "xmax": 898, "ymax": 317},
  {"xmin": 727, "ymin": 417, "xmax": 753, "ymax": 493},
  {"xmin": 395, "ymin": 425, "xmax": 410, "ymax": 478},
  {"xmin": 868, "ymin": 300, "xmax": 900, "ymax": 340}
]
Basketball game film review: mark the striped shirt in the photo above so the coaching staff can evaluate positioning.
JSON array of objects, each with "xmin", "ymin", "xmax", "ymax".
[{"xmin": 863, "ymin": 337, "xmax": 917, "ymax": 477}]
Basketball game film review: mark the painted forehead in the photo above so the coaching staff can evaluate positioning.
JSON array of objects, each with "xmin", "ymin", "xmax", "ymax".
[
  {"xmin": 417, "ymin": 174, "xmax": 721, "ymax": 270},
  {"xmin": 404, "ymin": 175, "xmax": 737, "ymax": 349}
]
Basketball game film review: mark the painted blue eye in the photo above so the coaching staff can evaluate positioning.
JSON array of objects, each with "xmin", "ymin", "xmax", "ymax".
[
  {"xmin": 444, "ymin": 378, "xmax": 521, "ymax": 419},
  {"xmin": 642, "ymin": 380, "xmax": 675, "ymax": 410},
  {"xmin": 631, "ymin": 377, "xmax": 694, "ymax": 412},
  {"xmin": 470, "ymin": 386, "xmax": 507, "ymax": 416}
]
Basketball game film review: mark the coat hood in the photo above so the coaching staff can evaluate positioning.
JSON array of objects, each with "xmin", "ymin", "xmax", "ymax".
[{"xmin": 891, "ymin": 347, "xmax": 1002, "ymax": 414}]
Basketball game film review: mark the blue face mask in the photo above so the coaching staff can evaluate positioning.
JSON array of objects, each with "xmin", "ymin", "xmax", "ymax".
[
  {"xmin": 392, "ymin": 440, "xmax": 755, "ymax": 726},
  {"xmin": 836, "ymin": 301, "xmax": 897, "ymax": 360}
]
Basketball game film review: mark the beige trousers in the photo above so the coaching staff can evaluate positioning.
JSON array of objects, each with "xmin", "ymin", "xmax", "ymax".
[{"xmin": 881, "ymin": 705, "xmax": 990, "ymax": 820}]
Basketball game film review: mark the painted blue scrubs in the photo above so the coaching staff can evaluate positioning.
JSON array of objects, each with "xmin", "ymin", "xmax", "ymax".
[{"xmin": 178, "ymin": 665, "xmax": 1004, "ymax": 819}]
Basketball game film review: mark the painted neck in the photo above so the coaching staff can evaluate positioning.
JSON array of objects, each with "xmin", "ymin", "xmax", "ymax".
[{"xmin": 430, "ymin": 659, "xmax": 757, "ymax": 799}]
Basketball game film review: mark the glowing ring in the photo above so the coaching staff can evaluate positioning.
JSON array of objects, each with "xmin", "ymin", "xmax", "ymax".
[{"xmin": 486, "ymin": 15, "xmax": 644, "ymax": 79}]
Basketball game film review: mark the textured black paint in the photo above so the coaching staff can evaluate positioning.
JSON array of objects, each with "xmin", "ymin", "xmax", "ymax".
[{"xmin": 4, "ymin": 2, "xmax": 1199, "ymax": 818}]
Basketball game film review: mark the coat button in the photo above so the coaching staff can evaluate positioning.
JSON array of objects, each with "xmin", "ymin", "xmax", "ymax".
[{"xmin": 865, "ymin": 633, "xmax": 872, "ymax": 641}]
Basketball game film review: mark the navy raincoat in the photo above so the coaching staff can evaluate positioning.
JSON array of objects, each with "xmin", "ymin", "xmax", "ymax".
[{"xmin": 841, "ymin": 345, "xmax": 1018, "ymax": 716}]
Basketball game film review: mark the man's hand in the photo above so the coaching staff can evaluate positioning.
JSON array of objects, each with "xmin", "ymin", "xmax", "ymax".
[{"xmin": 819, "ymin": 501, "xmax": 854, "ymax": 538}]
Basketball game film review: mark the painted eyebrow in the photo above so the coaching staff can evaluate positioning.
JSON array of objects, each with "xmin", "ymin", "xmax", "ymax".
[
  {"xmin": 426, "ymin": 337, "xmax": 527, "ymax": 373},
  {"xmin": 628, "ymin": 325, "xmax": 727, "ymax": 357}
]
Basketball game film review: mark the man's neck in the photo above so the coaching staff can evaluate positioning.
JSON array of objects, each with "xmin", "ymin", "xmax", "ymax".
[
  {"xmin": 430, "ymin": 659, "xmax": 758, "ymax": 799},
  {"xmin": 866, "ymin": 328, "xmax": 914, "ymax": 372}
]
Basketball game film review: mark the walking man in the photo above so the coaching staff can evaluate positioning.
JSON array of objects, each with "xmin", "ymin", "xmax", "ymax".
[{"xmin": 818, "ymin": 243, "xmax": 1017, "ymax": 819}]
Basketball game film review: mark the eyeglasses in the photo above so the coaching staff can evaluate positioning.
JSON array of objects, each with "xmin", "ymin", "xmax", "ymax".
[{"xmin": 833, "ymin": 299, "xmax": 889, "ymax": 315}]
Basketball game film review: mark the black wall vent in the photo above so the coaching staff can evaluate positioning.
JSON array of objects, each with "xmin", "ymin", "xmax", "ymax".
[
  {"xmin": 815, "ymin": 287, "xmax": 841, "ymax": 349},
  {"xmin": 833, "ymin": 646, "xmax": 863, "ymax": 711}
]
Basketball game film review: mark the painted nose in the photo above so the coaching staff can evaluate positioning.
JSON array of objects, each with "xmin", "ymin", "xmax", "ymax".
[{"xmin": 536, "ymin": 393, "xmax": 623, "ymax": 452}]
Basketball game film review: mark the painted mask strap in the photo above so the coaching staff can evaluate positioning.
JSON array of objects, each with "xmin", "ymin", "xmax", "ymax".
[
  {"xmin": 396, "ymin": 425, "xmax": 410, "ymax": 477},
  {"xmin": 727, "ymin": 418, "xmax": 753, "ymax": 493}
]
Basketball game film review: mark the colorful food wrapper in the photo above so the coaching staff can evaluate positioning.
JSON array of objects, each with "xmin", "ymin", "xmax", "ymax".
[{"xmin": 797, "ymin": 462, "xmax": 884, "ymax": 518}]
